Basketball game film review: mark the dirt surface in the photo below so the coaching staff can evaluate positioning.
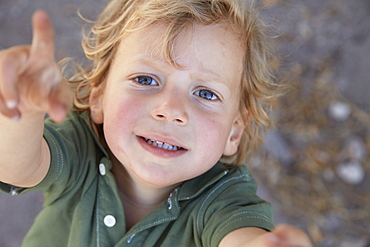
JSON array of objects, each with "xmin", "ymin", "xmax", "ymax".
[
  {"xmin": 0, "ymin": 0, "xmax": 369, "ymax": 246},
  {"xmin": 254, "ymin": 1, "xmax": 370, "ymax": 246}
]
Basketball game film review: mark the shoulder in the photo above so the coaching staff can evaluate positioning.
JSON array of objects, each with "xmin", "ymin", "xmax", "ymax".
[
  {"xmin": 44, "ymin": 109, "xmax": 107, "ymax": 155},
  {"xmin": 208, "ymin": 164, "xmax": 258, "ymax": 197},
  {"xmin": 178, "ymin": 163, "xmax": 258, "ymax": 203},
  {"xmin": 183, "ymin": 163, "xmax": 274, "ymax": 246},
  {"xmin": 36, "ymin": 110, "xmax": 107, "ymax": 197}
]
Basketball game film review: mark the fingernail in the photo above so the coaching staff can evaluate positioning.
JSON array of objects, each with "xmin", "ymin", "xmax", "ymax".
[
  {"xmin": 6, "ymin": 100, "xmax": 17, "ymax": 109},
  {"xmin": 267, "ymin": 234, "xmax": 282, "ymax": 245},
  {"xmin": 12, "ymin": 114, "xmax": 20, "ymax": 121}
]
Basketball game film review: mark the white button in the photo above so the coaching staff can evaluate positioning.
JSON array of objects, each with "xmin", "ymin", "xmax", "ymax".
[
  {"xmin": 99, "ymin": 163, "xmax": 106, "ymax": 175},
  {"xmin": 104, "ymin": 215, "xmax": 116, "ymax": 227}
]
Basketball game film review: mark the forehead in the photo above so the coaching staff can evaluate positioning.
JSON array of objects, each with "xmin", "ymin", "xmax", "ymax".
[{"xmin": 114, "ymin": 21, "xmax": 244, "ymax": 90}]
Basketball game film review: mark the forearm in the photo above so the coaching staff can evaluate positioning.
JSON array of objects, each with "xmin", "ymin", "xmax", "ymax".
[
  {"xmin": 220, "ymin": 225, "xmax": 313, "ymax": 247},
  {"xmin": 0, "ymin": 111, "xmax": 50, "ymax": 187},
  {"xmin": 0, "ymin": 11, "xmax": 71, "ymax": 187}
]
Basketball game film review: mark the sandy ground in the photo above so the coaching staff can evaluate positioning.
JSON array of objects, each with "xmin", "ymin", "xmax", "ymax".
[{"xmin": 0, "ymin": 0, "xmax": 369, "ymax": 246}]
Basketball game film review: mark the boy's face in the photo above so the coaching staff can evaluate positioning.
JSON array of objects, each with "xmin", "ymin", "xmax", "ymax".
[{"xmin": 90, "ymin": 22, "xmax": 245, "ymax": 189}]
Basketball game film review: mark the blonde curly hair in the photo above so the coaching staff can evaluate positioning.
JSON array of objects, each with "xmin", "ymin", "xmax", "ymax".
[{"xmin": 67, "ymin": 0, "xmax": 280, "ymax": 167}]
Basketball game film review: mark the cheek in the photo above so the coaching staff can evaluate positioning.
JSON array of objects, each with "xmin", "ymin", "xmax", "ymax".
[
  {"xmin": 197, "ymin": 117, "xmax": 231, "ymax": 154},
  {"xmin": 103, "ymin": 96, "xmax": 145, "ymax": 135}
]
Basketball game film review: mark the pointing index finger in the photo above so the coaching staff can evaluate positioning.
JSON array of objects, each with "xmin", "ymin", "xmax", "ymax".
[{"xmin": 31, "ymin": 10, "xmax": 55, "ymax": 58}]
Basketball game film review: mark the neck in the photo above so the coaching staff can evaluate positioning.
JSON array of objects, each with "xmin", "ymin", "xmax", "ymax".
[{"xmin": 111, "ymin": 158, "xmax": 179, "ymax": 230}]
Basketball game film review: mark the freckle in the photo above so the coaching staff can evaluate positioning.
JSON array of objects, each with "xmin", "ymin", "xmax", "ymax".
[{"xmin": 220, "ymin": 41, "xmax": 227, "ymax": 47}]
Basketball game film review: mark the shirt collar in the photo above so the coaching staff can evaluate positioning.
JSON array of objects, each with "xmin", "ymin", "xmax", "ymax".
[
  {"xmin": 77, "ymin": 110, "xmax": 110, "ymax": 158},
  {"xmin": 177, "ymin": 162, "xmax": 229, "ymax": 201}
]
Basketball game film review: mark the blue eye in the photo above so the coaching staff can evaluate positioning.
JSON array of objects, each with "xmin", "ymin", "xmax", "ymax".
[
  {"xmin": 194, "ymin": 89, "xmax": 219, "ymax": 100},
  {"xmin": 134, "ymin": 76, "xmax": 158, "ymax": 86}
]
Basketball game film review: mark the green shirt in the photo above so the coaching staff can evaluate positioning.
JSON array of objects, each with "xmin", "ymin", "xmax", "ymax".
[{"xmin": 0, "ymin": 111, "xmax": 274, "ymax": 247}]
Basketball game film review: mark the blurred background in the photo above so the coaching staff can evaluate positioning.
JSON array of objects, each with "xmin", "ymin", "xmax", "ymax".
[{"xmin": 0, "ymin": 0, "xmax": 369, "ymax": 246}]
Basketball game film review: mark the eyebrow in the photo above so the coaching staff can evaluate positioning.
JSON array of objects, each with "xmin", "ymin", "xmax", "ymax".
[
  {"xmin": 127, "ymin": 55, "xmax": 168, "ymax": 74},
  {"xmin": 127, "ymin": 55, "xmax": 230, "ymax": 88}
]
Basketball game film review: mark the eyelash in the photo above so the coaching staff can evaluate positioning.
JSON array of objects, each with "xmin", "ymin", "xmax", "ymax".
[
  {"xmin": 133, "ymin": 76, "xmax": 159, "ymax": 86},
  {"xmin": 193, "ymin": 89, "xmax": 219, "ymax": 101},
  {"xmin": 132, "ymin": 75, "xmax": 219, "ymax": 101}
]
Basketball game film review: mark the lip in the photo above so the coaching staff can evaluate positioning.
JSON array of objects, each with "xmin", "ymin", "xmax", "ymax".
[{"xmin": 137, "ymin": 135, "xmax": 188, "ymax": 158}]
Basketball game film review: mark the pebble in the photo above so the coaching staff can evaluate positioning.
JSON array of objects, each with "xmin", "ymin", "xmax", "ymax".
[
  {"xmin": 319, "ymin": 212, "xmax": 344, "ymax": 232},
  {"xmin": 343, "ymin": 136, "xmax": 368, "ymax": 161},
  {"xmin": 336, "ymin": 160, "xmax": 365, "ymax": 185},
  {"xmin": 320, "ymin": 236, "xmax": 337, "ymax": 247},
  {"xmin": 322, "ymin": 168, "xmax": 336, "ymax": 182},
  {"xmin": 328, "ymin": 101, "xmax": 351, "ymax": 121},
  {"xmin": 340, "ymin": 236, "xmax": 369, "ymax": 247},
  {"xmin": 321, "ymin": 235, "xmax": 369, "ymax": 247},
  {"xmin": 263, "ymin": 130, "xmax": 294, "ymax": 167},
  {"xmin": 298, "ymin": 20, "xmax": 313, "ymax": 39}
]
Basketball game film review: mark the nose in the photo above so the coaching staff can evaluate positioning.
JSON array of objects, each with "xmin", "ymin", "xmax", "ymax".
[{"xmin": 151, "ymin": 88, "xmax": 189, "ymax": 125}]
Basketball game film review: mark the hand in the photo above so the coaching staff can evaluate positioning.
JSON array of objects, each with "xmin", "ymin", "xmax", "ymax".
[
  {"xmin": 248, "ymin": 225, "xmax": 313, "ymax": 247},
  {"xmin": 0, "ymin": 10, "xmax": 72, "ymax": 122}
]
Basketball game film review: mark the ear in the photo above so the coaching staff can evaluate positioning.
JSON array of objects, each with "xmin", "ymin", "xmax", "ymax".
[
  {"xmin": 223, "ymin": 113, "xmax": 245, "ymax": 156},
  {"xmin": 89, "ymin": 85, "xmax": 104, "ymax": 124}
]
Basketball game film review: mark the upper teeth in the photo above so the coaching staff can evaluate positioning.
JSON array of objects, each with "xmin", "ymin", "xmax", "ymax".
[{"xmin": 144, "ymin": 138, "xmax": 181, "ymax": 151}]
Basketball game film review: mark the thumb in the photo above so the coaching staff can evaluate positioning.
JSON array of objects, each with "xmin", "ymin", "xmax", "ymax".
[
  {"xmin": 242, "ymin": 232, "xmax": 283, "ymax": 247},
  {"xmin": 265, "ymin": 225, "xmax": 314, "ymax": 247}
]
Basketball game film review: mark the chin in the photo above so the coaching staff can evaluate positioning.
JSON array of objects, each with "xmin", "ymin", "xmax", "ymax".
[{"xmin": 132, "ymin": 167, "xmax": 180, "ymax": 188}]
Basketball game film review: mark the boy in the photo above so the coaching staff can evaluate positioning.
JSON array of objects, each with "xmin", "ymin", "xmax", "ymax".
[{"xmin": 0, "ymin": 0, "xmax": 312, "ymax": 246}]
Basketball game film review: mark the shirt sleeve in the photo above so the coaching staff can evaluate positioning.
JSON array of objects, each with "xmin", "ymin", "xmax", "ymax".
[
  {"xmin": 38, "ymin": 111, "xmax": 106, "ymax": 205},
  {"xmin": 200, "ymin": 166, "xmax": 275, "ymax": 247},
  {"xmin": 0, "ymin": 111, "xmax": 104, "ymax": 205}
]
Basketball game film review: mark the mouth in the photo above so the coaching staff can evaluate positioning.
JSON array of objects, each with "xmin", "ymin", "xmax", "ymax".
[{"xmin": 142, "ymin": 137, "xmax": 185, "ymax": 151}]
